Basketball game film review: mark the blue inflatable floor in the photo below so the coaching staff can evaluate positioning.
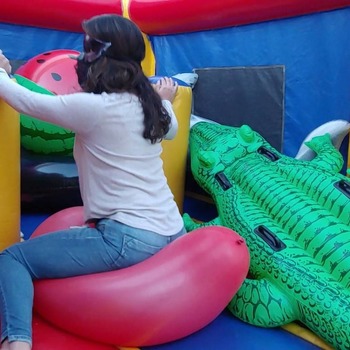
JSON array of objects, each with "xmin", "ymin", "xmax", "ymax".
[{"xmin": 144, "ymin": 310, "xmax": 320, "ymax": 350}]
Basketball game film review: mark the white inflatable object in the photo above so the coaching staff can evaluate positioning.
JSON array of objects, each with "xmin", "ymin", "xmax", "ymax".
[
  {"xmin": 190, "ymin": 114, "xmax": 220, "ymax": 129},
  {"xmin": 173, "ymin": 73, "xmax": 198, "ymax": 88},
  {"xmin": 295, "ymin": 119, "xmax": 350, "ymax": 160}
]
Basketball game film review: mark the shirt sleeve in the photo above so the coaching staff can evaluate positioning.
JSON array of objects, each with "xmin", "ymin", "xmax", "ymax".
[
  {"xmin": 162, "ymin": 99, "xmax": 178, "ymax": 140},
  {"xmin": 0, "ymin": 68, "xmax": 101, "ymax": 134}
]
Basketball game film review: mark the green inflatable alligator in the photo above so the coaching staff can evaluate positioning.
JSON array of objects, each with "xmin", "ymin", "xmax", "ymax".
[{"xmin": 183, "ymin": 122, "xmax": 350, "ymax": 350}]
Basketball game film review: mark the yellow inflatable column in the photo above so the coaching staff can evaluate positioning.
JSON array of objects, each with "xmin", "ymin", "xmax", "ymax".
[
  {"xmin": 0, "ymin": 99, "xmax": 20, "ymax": 250},
  {"xmin": 161, "ymin": 86, "xmax": 192, "ymax": 213},
  {"xmin": 122, "ymin": 0, "xmax": 155, "ymax": 77}
]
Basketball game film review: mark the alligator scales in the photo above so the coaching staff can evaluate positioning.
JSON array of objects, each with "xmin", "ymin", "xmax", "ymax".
[{"xmin": 183, "ymin": 122, "xmax": 350, "ymax": 350}]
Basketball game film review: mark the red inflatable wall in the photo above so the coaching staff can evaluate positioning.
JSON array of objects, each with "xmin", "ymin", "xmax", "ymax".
[
  {"xmin": 129, "ymin": 0, "xmax": 350, "ymax": 34},
  {"xmin": 0, "ymin": 0, "xmax": 122, "ymax": 33},
  {"xmin": 0, "ymin": 0, "xmax": 349, "ymax": 34}
]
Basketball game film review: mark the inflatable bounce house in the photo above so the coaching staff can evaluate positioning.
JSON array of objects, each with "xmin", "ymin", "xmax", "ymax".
[{"xmin": 0, "ymin": 0, "xmax": 350, "ymax": 349}]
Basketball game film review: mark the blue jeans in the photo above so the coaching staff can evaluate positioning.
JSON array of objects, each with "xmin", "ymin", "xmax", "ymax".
[{"xmin": 0, "ymin": 219, "xmax": 186, "ymax": 346}]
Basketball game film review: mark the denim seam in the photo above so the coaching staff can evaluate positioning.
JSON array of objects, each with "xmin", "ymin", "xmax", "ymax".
[
  {"xmin": 0, "ymin": 282, "xmax": 9, "ymax": 343},
  {"xmin": 0, "ymin": 259, "xmax": 32, "ymax": 346}
]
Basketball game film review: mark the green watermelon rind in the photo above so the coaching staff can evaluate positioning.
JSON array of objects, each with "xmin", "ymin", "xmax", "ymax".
[{"xmin": 14, "ymin": 74, "xmax": 75, "ymax": 155}]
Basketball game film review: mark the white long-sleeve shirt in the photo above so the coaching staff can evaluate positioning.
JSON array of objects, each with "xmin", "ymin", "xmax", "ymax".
[{"xmin": 0, "ymin": 69, "xmax": 184, "ymax": 235}]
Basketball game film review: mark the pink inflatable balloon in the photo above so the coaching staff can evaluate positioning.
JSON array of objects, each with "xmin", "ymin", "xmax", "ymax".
[{"xmin": 32, "ymin": 207, "xmax": 250, "ymax": 347}]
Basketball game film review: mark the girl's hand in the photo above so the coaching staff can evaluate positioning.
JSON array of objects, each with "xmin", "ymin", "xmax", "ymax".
[
  {"xmin": 153, "ymin": 77, "xmax": 178, "ymax": 103},
  {"xmin": 0, "ymin": 50, "xmax": 12, "ymax": 75}
]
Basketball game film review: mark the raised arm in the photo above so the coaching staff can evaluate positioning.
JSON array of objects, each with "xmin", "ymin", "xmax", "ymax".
[
  {"xmin": 153, "ymin": 77, "xmax": 179, "ymax": 140},
  {"xmin": 0, "ymin": 67, "xmax": 101, "ymax": 134}
]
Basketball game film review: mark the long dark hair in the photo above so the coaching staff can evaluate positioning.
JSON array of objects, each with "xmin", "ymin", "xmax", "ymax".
[{"xmin": 76, "ymin": 14, "xmax": 171, "ymax": 143}]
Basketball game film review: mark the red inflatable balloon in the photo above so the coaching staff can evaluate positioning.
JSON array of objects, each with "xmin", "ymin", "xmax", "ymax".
[
  {"xmin": 32, "ymin": 313, "xmax": 116, "ymax": 350},
  {"xmin": 31, "ymin": 206, "xmax": 85, "ymax": 237},
  {"xmin": 32, "ymin": 207, "xmax": 250, "ymax": 347}
]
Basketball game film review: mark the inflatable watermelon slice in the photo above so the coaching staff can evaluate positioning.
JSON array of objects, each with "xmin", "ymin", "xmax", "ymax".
[{"xmin": 14, "ymin": 74, "xmax": 75, "ymax": 155}]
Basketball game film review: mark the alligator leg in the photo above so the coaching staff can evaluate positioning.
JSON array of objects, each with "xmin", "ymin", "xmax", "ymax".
[
  {"xmin": 183, "ymin": 213, "xmax": 222, "ymax": 232},
  {"xmin": 228, "ymin": 278, "xmax": 298, "ymax": 327}
]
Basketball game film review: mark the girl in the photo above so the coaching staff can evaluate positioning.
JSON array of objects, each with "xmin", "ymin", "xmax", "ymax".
[{"xmin": 0, "ymin": 14, "xmax": 185, "ymax": 350}]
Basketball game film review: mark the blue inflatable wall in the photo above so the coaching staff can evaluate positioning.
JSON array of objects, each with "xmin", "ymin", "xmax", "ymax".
[
  {"xmin": 1, "ymin": 7, "xmax": 349, "ymax": 160},
  {"xmin": 152, "ymin": 8, "xmax": 350, "ymax": 158}
]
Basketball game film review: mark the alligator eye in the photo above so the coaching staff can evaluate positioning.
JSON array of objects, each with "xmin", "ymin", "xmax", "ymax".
[
  {"xmin": 198, "ymin": 151, "xmax": 217, "ymax": 168},
  {"xmin": 238, "ymin": 124, "xmax": 255, "ymax": 143}
]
